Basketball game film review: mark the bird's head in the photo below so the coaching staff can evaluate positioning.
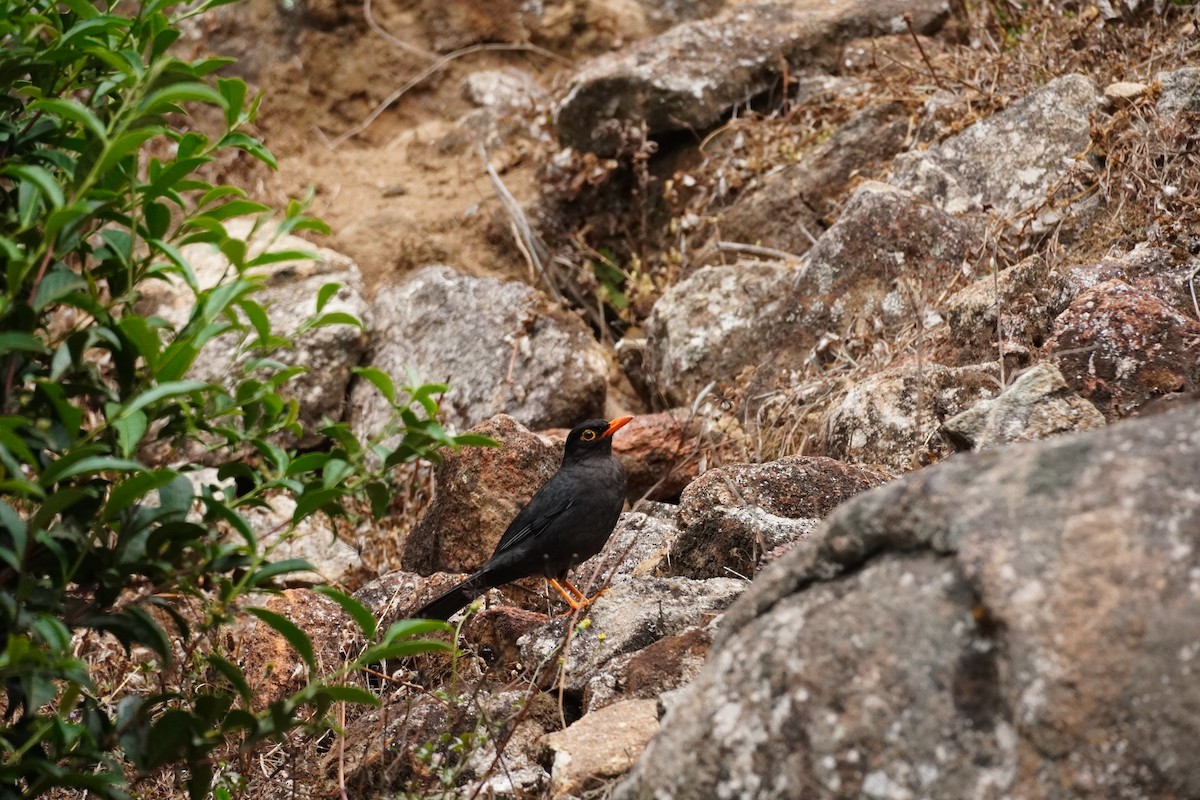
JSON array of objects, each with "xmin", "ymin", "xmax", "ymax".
[{"xmin": 563, "ymin": 416, "xmax": 633, "ymax": 459}]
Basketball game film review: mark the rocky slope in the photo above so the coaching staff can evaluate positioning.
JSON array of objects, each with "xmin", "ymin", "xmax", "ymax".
[{"xmin": 173, "ymin": 0, "xmax": 1199, "ymax": 797}]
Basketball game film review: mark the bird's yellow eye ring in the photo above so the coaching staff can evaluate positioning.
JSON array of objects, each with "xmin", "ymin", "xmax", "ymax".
[{"xmin": 580, "ymin": 429, "xmax": 597, "ymax": 441}]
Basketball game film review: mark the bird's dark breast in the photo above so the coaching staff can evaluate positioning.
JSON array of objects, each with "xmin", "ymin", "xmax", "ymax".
[{"xmin": 537, "ymin": 459, "xmax": 626, "ymax": 577}]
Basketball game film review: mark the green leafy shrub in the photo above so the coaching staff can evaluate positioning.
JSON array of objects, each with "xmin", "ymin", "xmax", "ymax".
[{"xmin": 0, "ymin": 1, "xmax": 487, "ymax": 797}]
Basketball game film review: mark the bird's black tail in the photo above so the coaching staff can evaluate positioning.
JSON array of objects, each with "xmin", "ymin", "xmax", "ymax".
[{"xmin": 412, "ymin": 576, "xmax": 482, "ymax": 621}]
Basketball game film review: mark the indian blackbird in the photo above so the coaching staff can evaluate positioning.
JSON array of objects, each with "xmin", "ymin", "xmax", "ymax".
[{"xmin": 414, "ymin": 416, "xmax": 633, "ymax": 620}]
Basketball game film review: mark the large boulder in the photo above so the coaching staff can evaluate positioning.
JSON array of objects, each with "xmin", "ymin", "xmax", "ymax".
[
  {"xmin": 892, "ymin": 74, "xmax": 1103, "ymax": 216},
  {"xmin": 351, "ymin": 266, "xmax": 608, "ymax": 437},
  {"xmin": 617, "ymin": 406, "xmax": 1200, "ymax": 800},
  {"xmin": 644, "ymin": 183, "xmax": 972, "ymax": 407},
  {"xmin": 556, "ymin": 0, "xmax": 950, "ymax": 155}
]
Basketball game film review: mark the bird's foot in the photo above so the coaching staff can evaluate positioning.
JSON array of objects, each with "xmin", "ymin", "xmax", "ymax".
[{"xmin": 549, "ymin": 578, "xmax": 608, "ymax": 615}]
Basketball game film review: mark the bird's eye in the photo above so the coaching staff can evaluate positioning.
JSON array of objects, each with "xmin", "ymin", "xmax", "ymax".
[{"xmin": 580, "ymin": 429, "xmax": 597, "ymax": 441}]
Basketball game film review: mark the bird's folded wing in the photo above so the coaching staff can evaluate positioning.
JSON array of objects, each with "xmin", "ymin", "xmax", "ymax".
[{"xmin": 492, "ymin": 497, "xmax": 574, "ymax": 555}]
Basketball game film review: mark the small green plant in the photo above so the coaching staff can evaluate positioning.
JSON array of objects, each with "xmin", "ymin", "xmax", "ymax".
[{"xmin": 0, "ymin": 1, "xmax": 488, "ymax": 797}]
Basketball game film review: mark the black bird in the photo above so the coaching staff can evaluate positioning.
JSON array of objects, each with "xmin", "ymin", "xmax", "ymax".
[{"xmin": 414, "ymin": 416, "xmax": 633, "ymax": 620}]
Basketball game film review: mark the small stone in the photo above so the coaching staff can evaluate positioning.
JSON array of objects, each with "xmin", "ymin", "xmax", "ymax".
[
  {"xmin": 542, "ymin": 699, "xmax": 660, "ymax": 797},
  {"xmin": 941, "ymin": 362, "xmax": 1105, "ymax": 451},
  {"xmin": 1104, "ymin": 80, "xmax": 1149, "ymax": 106}
]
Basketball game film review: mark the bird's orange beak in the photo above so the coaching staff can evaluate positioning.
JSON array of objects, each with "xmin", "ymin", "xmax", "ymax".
[{"xmin": 602, "ymin": 415, "xmax": 634, "ymax": 438}]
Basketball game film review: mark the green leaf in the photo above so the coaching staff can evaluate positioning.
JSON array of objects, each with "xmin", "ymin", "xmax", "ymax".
[
  {"xmin": 29, "ymin": 98, "xmax": 108, "ymax": 140},
  {"xmin": 216, "ymin": 76, "xmax": 246, "ymax": 128},
  {"xmin": 285, "ymin": 452, "xmax": 331, "ymax": 476},
  {"xmin": 313, "ymin": 586, "xmax": 378, "ymax": 639},
  {"xmin": 248, "ymin": 558, "xmax": 316, "ymax": 587},
  {"xmin": 318, "ymin": 685, "xmax": 381, "ymax": 707},
  {"xmin": 143, "ymin": 199, "xmax": 171, "ymax": 239},
  {"xmin": 60, "ymin": 0, "xmax": 101, "ymax": 18},
  {"xmin": 124, "ymin": 605, "xmax": 173, "ymax": 663},
  {"xmin": 309, "ymin": 311, "xmax": 363, "ymax": 330},
  {"xmin": 315, "ymin": 282, "xmax": 339, "ymax": 313},
  {"xmin": 117, "ymin": 316, "xmax": 163, "ymax": 370},
  {"xmin": 31, "ymin": 267, "xmax": 88, "ymax": 312},
  {"xmin": 110, "ymin": 409, "xmax": 148, "ymax": 456},
  {"xmin": 138, "ymin": 82, "xmax": 225, "ymax": 115},
  {"xmin": 379, "ymin": 618, "xmax": 454, "ymax": 641},
  {"xmin": 364, "ymin": 480, "xmax": 390, "ymax": 519},
  {"xmin": 352, "ymin": 367, "xmax": 397, "ymax": 405},
  {"xmin": 291, "ymin": 487, "xmax": 343, "ymax": 523},
  {"xmin": 117, "ymin": 379, "xmax": 208, "ymax": 419},
  {"xmin": 236, "ymin": 297, "xmax": 272, "ymax": 346},
  {"xmin": 206, "ymin": 654, "xmax": 252, "ymax": 702},
  {"xmin": 2, "ymin": 163, "xmax": 65, "ymax": 209},
  {"xmin": 97, "ymin": 127, "xmax": 162, "ymax": 175},
  {"xmin": 246, "ymin": 607, "xmax": 315, "ymax": 671},
  {"xmin": 216, "ymin": 131, "xmax": 277, "ymax": 169},
  {"xmin": 105, "ymin": 470, "xmax": 179, "ymax": 521},
  {"xmin": 201, "ymin": 497, "xmax": 257, "ymax": 549},
  {"xmin": 0, "ymin": 331, "xmax": 49, "ymax": 355},
  {"xmin": 358, "ymin": 639, "xmax": 452, "ymax": 663},
  {"xmin": 40, "ymin": 454, "xmax": 144, "ymax": 487},
  {"xmin": 205, "ymin": 198, "xmax": 270, "ymax": 221}
]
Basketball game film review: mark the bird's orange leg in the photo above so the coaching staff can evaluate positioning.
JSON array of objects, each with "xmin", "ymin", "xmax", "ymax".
[{"xmin": 547, "ymin": 578, "xmax": 609, "ymax": 615}]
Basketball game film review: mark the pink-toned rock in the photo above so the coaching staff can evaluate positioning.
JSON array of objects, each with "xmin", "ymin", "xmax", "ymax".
[
  {"xmin": 402, "ymin": 415, "xmax": 558, "ymax": 575},
  {"xmin": 614, "ymin": 412, "xmax": 704, "ymax": 502},
  {"xmin": 1047, "ymin": 279, "xmax": 1200, "ymax": 419}
]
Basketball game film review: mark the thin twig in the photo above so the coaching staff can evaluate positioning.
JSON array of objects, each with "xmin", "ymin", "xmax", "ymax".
[
  {"xmin": 716, "ymin": 240, "xmax": 807, "ymax": 262},
  {"xmin": 903, "ymin": 13, "xmax": 945, "ymax": 90}
]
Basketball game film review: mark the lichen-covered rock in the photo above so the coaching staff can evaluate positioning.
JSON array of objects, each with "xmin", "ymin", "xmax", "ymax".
[
  {"xmin": 1047, "ymin": 278, "xmax": 1200, "ymax": 419},
  {"xmin": 1062, "ymin": 244, "xmax": 1197, "ymax": 319},
  {"xmin": 821, "ymin": 362, "xmax": 1000, "ymax": 472},
  {"xmin": 942, "ymin": 255, "xmax": 1068, "ymax": 366},
  {"xmin": 643, "ymin": 260, "xmax": 800, "ymax": 407},
  {"xmin": 665, "ymin": 456, "xmax": 888, "ymax": 579},
  {"xmin": 717, "ymin": 103, "xmax": 911, "ymax": 258},
  {"xmin": 572, "ymin": 502, "xmax": 681, "ymax": 594},
  {"xmin": 402, "ymin": 414, "xmax": 558, "ymax": 575},
  {"xmin": 941, "ymin": 362, "xmax": 1105, "ymax": 451},
  {"xmin": 144, "ymin": 219, "xmax": 371, "ymax": 449},
  {"xmin": 556, "ymin": 0, "xmax": 949, "ymax": 155},
  {"xmin": 583, "ymin": 625, "xmax": 714, "ymax": 713},
  {"xmin": 350, "ymin": 266, "xmax": 607, "ymax": 438},
  {"xmin": 892, "ymin": 73, "xmax": 1103, "ymax": 216},
  {"xmin": 798, "ymin": 181, "xmax": 972, "ymax": 331},
  {"xmin": 1156, "ymin": 66, "xmax": 1200, "ymax": 116},
  {"xmin": 645, "ymin": 183, "xmax": 971, "ymax": 407},
  {"xmin": 520, "ymin": 577, "xmax": 746, "ymax": 695},
  {"xmin": 617, "ymin": 406, "xmax": 1200, "ymax": 800}
]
